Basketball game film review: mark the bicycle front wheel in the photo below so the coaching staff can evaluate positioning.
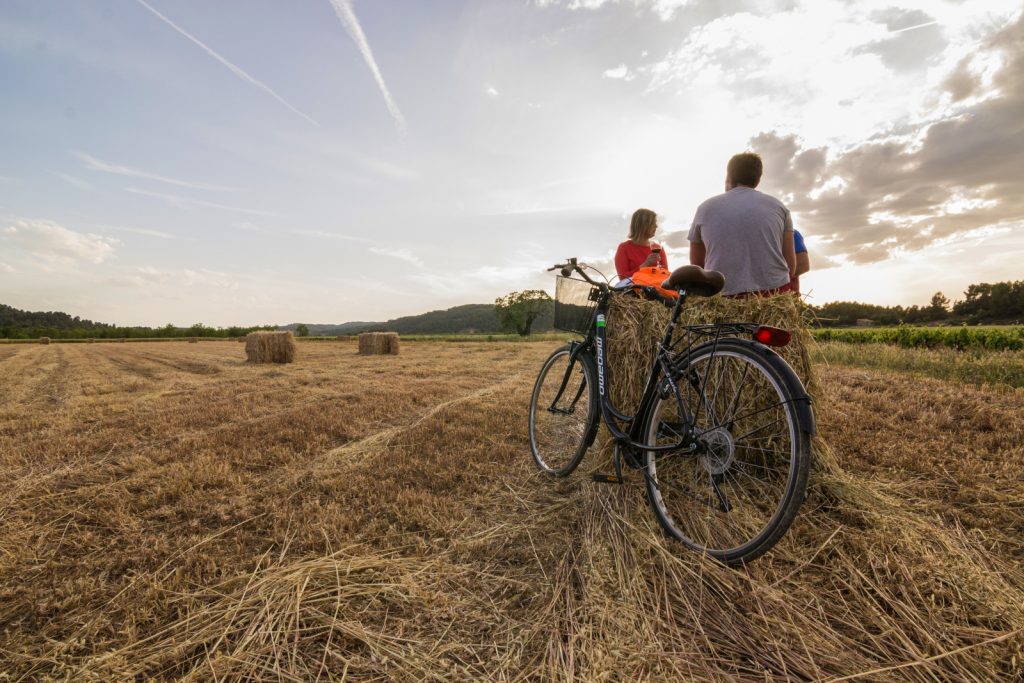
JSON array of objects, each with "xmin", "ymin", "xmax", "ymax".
[
  {"xmin": 642, "ymin": 339, "xmax": 810, "ymax": 564},
  {"xmin": 528, "ymin": 345, "xmax": 599, "ymax": 476}
]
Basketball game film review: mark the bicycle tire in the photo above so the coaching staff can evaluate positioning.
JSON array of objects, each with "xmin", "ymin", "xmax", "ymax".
[
  {"xmin": 528, "ymin": 345, "xmax": 600, "ymax": 476},
  {"xmin": 641, "ymin": 338, "xmax": 811, "ymax": 564}
]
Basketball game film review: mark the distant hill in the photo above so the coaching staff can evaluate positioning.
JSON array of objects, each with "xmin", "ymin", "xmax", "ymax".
[
  {"xmin": 289, "ymin": 303, "xmax": 555, "ymax": 336},
  {"xmin": 0, "ymin": 303, "xmax": 111, "ymax": 331}
]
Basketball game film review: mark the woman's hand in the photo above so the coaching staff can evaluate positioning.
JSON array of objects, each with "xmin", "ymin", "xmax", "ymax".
[{"xmin": 641, "ymin": 252, "xmax": 660, "ymax": 268}]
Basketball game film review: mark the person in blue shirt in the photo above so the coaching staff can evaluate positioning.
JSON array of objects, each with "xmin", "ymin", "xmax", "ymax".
[{"xmin": 790, "ymin": 229, "xmax": 810, "ymax": 294}]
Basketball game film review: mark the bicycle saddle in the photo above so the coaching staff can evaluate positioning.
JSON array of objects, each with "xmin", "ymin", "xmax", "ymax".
[{"xmin": 661, "ymin": 265, "xmax": 725, "ymax": 297}]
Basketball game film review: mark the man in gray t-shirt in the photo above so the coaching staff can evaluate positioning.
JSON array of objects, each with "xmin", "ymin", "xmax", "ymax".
[{"xmin": 688, "ymin": 153, "xmax": 796, "ymax": 296}]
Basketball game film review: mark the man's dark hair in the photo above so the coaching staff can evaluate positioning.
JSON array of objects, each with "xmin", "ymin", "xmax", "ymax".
[{"xmin": 727, "ymin": 152, "xmax": 763, "ymax": 188}]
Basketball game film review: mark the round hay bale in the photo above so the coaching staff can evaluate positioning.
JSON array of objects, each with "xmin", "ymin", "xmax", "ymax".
[
  {"xmin": 188, "ymin": 337, "xmax": 199, "ymax": 344},
  {"xmin": 245, "ymin": 331, "xmax": 296, "ymax": 364},
  {"xmin": 118, "ymin": 338, "xmax": 126, "ymax": 343},
  {"xmin": 87, "ymin": 338, "xmax": 95, "ymax": 344},
  {"xmin": 358, "ymin": 331, "xmax": 400, "ymax": 355},
  {"xmin": 39, "ymin": 337, "xmax": 51, "ymax": 345}
]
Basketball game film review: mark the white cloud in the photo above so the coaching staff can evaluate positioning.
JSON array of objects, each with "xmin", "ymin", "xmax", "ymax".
[
  {"xmin": 0, "ymin": 262, "xmax": 17, "ymax": 273},
  {"xmin": 76, "ymin": 152, "xmax": 242, "ymax": 192},
  {"xmin": 3, "ymin": 219, "xmax": 116, "ymax": 265},
  {"xmin": 602, "ymin": 64, "xmax": 634, "ymax": 80},
  {"xmin": 112, "ymin": 226, "xmax": 176, "ymax": 239},
  {"xmin": 106, "ymin": 265, "xmax": 239, "ymax": 290},
  {"xmin": 327, "ymin": 0, "xmax": 407, "ymax": 133},
  {"xmin": 369, "ymin": 246, "xmax": 423, "ymax": 267},
  {"xmin": 133, "ymin": 0, "xmax": 320, "ymax": 126},
  {"xmin": 536, "ymin": 0, "xmax": 694, "ymax": 21},
  {"xmin": 56, "ymin": 173, "xmax": 94, "ymax": 190},
  {"xmin": 486, "ymin": 85, "xmax": 500, "ymax": 97},
  {"xmin": 124, "ymin": 187, "xmax": 280, "ymax": 217},
  {"xmin": 292, "ymin": 228, "xmax": 367, "ymax": 242}
]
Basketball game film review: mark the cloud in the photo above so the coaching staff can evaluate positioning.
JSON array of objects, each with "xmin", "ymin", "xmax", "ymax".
[
  {"xmin": 3, "ymin": 219, "xmax": 116, "ymax": 264},
  {"xmin": 0, "ymin": 262, "xmax": 17, "ymax": 274},
  {"xmin": 485, "ymin": 85, "xmax": 500, "ymax": 97},
  {"xmin": 292, "ymin": 228, "xmax": 368, "ymax": 242},
  {"xmin": 535, "ymin": 0, "xmax": 693, "ymax": 21},
  {"xmin": 112, "ymin": 226, "xmax": 176, "ymax": 239},
  {"xmin": 124, "ymin": 187, "xmax": 281, "ymax": 217},
  {"xmin": 602, "ymin": 64, "xmax": 634, "ymax": 81},
  {"xmin": 133, "ymin": 0, "xmax": 320, "ymax": 127},
  {"xmin": 748, "ymin": 13, "xmax": 1024, "ymax": 265},
  {"xmin": 369, "ymin": 246, "xmax": 423, "ymax": 267},
  {"xmin": 56, "ymin": 173, "xmax": 94, "ymax": 190},
  {"xmin": 327, "ymin": 0, "xmax": 407, "ymax": 133},
  {"xmin": 107, "ymin": 265, "xmax": 238, "ymax": 289},
  {"xmin": 75, "ymin": 152, "xmax": 242, "ymax": 192}
]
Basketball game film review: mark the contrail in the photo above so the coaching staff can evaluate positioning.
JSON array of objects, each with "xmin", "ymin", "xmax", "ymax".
[
  {"xmin": 327, "ymin": 0, "xmax": 407, "ymax": 133},
  {"xmin": 888, "ymin": 20, "xmax": 939, "ymax": 35},
  {"xmin": 134, "ymin": 0, "xmax": 320, "ymax": 127}
]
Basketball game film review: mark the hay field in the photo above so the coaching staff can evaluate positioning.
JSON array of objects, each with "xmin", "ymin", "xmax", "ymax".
[{"xmin": 0, "ymin": 340, "xmax": 1022, "ymax": 680}]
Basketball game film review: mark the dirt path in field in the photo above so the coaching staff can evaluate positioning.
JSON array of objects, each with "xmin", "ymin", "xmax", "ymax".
[{"xmin": 0, "ymin": 342, "xmax": 1022, "ymax": 681}]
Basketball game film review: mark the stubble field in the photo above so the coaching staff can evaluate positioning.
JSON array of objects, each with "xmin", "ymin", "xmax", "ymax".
[{"xmin": 0, "ymin": 340, "xmax": 1022, "ymax": 681}]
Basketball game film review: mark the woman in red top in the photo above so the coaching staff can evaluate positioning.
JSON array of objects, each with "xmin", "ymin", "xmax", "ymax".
[{"xmin": 614, "ymin": 208, "xmax": 668, "ymax": 280}]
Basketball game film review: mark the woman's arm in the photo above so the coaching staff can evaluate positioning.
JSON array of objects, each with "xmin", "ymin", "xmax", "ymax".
[{"xmin": 614, "ymin": 243, "xmax": 632, "ymax": 280}]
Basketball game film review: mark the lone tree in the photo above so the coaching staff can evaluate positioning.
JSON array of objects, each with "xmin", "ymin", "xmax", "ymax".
[
  {"xmin": 928, "ymin": 292, "xmax": 950, "ymax": 320},
  {"xmin": 495, "ymin": 290, "xmax": 552, "ymax": 336},
  {"xmin": 294, "ymin": 323, "xmax": 310, "ymax": 337}
]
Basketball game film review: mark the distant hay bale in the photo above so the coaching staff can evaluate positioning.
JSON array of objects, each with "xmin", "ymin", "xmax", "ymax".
[
  {"xmin": 39, "ymin": 337, "xmax": 51, "ymax": 345},
  {"xmin": 357, "ymin": 332, "xmax": 400, "ymax": 355},
  {"xmin": 118, "ymin": 338, "xmax": 126, "ymax": 343},
  {"xmin": 245, "ymin": 331, "xmax": 296, "ymax": 364},
  {"xmin": 236, "ymin": 337, "xmax": 246, "ymax": 343},
  {"xmin": 87, "ymin": 338, "xmax": 95, "ymax": 344},
  {"xmin": 188, "ymin": 337, "xmax": 199, "ymax": 344}
]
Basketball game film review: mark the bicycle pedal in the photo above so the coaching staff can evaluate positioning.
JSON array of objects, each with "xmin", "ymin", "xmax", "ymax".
[{"xmin": 592, "ymin": 472, "xmax": 623, "ymax": 484}]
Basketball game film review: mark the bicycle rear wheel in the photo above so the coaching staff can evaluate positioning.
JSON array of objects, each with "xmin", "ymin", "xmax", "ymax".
[
  {"xmin": 642, "ymin": 339, "xmax": 810, "ymax": 564},
  {"xmin": 528, "ymin": 345, "xmax": 599, "ymax": 476}
]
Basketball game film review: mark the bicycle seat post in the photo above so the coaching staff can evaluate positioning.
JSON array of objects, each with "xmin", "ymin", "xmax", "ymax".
[{"xmin": 660, "ymin": 290, "xmax": 687, "ymax": 349}]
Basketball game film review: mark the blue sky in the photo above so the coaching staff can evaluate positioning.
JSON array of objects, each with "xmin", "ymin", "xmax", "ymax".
[{"xmin": 1, "ymin": 0, "xmax": 1022, "ymax": 325}]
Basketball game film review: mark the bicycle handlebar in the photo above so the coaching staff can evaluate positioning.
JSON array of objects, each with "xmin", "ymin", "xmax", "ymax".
[{"xmin": 549, "ymin": 258, "xmax": 608, "ymax": 290}]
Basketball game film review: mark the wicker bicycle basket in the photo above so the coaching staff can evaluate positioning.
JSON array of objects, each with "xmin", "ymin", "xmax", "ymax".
[{"xmin": 554, "ymin": 276, "xmax": 599, "ymax": 335}]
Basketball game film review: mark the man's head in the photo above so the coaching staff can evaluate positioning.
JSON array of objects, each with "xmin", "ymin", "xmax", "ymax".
[{"xmin": 726, "ymin": 152, "xmax": 763, "ymax": 189}]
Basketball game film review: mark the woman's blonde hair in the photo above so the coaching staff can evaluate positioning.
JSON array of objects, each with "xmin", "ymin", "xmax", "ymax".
[{"xmin": 628, "ymin": 208, "xmax": 658, "ymax": 242}]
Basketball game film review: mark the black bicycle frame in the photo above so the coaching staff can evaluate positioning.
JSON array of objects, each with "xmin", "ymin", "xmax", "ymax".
[{"xmin": 590, "ymin": 290, "xmax": 698, "ymax": 459}]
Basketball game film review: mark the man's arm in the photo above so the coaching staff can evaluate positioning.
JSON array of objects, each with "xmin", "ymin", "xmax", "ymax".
[
  {"xmin": 795, "ymin": 251, "xmax": 810, "ymax": 277},
  {"xmin": 689, "ymin": 241, "xmax": 706, "ymax": 268},
  {"xmin": 782, "ymin": 231, "xmax": 796, "ymax": 277}
]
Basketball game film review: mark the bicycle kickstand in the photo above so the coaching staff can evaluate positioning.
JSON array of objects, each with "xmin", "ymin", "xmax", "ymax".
[{"xmin": 592, "ymin": 443, "xmax": 627, "ymax": 485}]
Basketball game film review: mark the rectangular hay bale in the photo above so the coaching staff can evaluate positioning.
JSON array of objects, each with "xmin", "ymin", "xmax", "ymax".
[
  {"xmin": 357, "ymin": 332, "xmax": 400, "ymax": 355},
  {"xmin": 245, "ymin": 331, "xmax": 296, "ymax": 364}
]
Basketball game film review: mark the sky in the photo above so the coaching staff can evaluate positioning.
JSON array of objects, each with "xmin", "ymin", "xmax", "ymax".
[{"xmin": 1, "ymin": 0, "xmax": 1022, "ymax": 326}]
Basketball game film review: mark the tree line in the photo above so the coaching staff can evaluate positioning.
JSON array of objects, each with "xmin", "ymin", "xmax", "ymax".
[
  {"xmin": 0, "ymin": 305, "xmax": 274, "ymax": 340},
  {"xmin": 812, "ymin": 280, "xmax": 1024, "ymax": 327}
]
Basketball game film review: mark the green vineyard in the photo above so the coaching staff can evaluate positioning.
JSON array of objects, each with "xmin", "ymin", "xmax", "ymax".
[{"xmin": 812, "ymin": 325, "xmax": 1024, "ymax": 351}]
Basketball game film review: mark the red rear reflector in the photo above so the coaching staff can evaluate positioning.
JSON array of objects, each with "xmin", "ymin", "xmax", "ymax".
[{"xmin": 754, "ymin": 326, "xmax": 791, "ymax": 347}]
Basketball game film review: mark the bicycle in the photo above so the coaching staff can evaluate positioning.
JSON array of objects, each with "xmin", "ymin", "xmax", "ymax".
[{"xmin": 528, "ymin": 258, "xmax": 815, "ymax": 565}]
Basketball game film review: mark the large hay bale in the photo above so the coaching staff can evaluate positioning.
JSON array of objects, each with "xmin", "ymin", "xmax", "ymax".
[
  {"xmin": 188, "ymin": 337, "xmax": 199, "ymax": 344},
  {"xmin": 357, "ymin": 332, "xmax": 400, "ymax": 355},
  {"xmin": 245, "ymin": 331, "xmax": 296, "ymax": 364},
  {"xmin": 605, "ymin": 292, "xmax": 836, "ymax": 472},
  {"xmin": 39, "ymin": 337, "xmax": 51, "ymax": 345}
]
